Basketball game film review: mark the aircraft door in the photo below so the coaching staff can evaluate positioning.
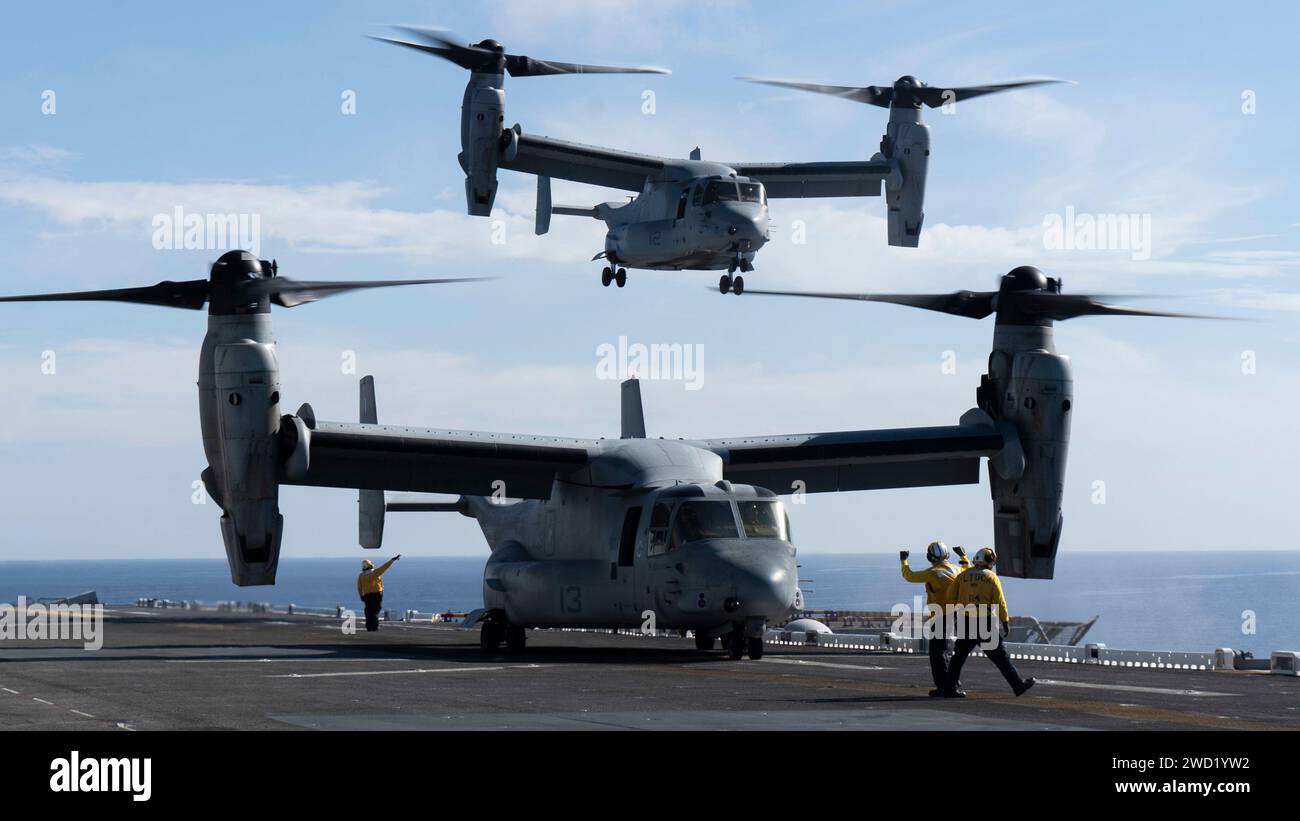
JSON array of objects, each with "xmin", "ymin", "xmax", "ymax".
[
  {"xmin": 614, "ymin": 506, "xmax": 641, "ymax": 618},
  {"xmin": 617, "ymin": 507, "xmax": 639, "ymax": 569}
]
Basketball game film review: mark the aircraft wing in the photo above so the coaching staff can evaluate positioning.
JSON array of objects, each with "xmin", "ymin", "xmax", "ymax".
[
  {"xmin": 281, "ymin": 421, "xmax": 596, "ymax": 499},
  {"xmin": 701, "ymin": 416, "xmax": 1005, "ymax": 493},
  {"xmin": 727, "ymin": 159, "xmax": 891, "ymax": 198},
  {"xmin": 494, "ymin": 132, "xmax": 666, "ymax": 192}
]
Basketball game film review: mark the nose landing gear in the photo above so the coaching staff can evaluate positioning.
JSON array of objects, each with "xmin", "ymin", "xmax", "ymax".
[
  {"xmin": 720, "ymin": 623, "xmax": 765, "ymax": 659},
  {"xmin": 721, "ymin": 256, "xmax": 752, "ymax": 295},
  {"xmin": 718, "ymin": 273, "xmax": 745, "ymax": 295},
  {"xmin": 479, "ymin": 613, "xmax": 527, "ymax": 653},
  {"xmin": 601, "ymin": 266, "xmax": 627, "ymax": 288}
]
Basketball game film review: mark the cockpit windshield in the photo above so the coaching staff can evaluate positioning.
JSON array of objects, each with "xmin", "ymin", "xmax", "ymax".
[
  {"xmin": 702, "ymin": 180, "xmax": 740, "ymax": 204},
  {"xmin": 737, "ymin": 500, "xmax": 789, "ymax": 540},
  {"xmin": 738, "ymin": 182, "xmax": 765, "ymax": 204},
  {"xmin": 669, "ymin": 500, "xmax": 739, "ymax": 549}
]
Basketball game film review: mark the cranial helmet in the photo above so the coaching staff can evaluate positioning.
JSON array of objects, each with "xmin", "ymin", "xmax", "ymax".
[
  {"xmin": 973, "ymin": 547, "xmax": 997, "ymax": 568},
  {"xmin": 361, "ymin": 559, "xmax": 374, "ymax": 570},
  {"xmin": 925, "ymin": 541, "xmax": 949, "ymax": 563}
]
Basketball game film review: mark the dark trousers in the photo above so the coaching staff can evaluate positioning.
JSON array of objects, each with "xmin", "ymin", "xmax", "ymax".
[
  {"xmin": 926, "ymin": 633, "xmax": 952, "ymax": 690},
  {"xmin": 361, "ymin": 592, "xmax": 382, "ymax": 632},
  {"xmin": 946, "ymin": 637, "xmax": 1025, "ymax": 693}
]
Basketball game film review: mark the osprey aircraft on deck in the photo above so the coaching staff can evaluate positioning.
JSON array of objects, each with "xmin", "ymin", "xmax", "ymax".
[{"xmin": 0, "ymin": 253, "xmax": 1210, "ymax": 659}]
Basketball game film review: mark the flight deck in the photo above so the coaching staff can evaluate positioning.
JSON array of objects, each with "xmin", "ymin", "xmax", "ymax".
[{"xmin": 1, "ymin": 606, "xmax": 1295, "ymax": 732}]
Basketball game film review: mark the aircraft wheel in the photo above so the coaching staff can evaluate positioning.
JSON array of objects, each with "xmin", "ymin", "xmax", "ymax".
[
  {"xmin": 694, "ymin": 634, "xmax": 716, "ymax": 651},
  {"xmin": 505, "ymin": 624, "xmax": 526, "ymax": 653},
  {"xmin": 601, "ymin": 267, "xmax": 613, "ymax": 287},
  {"xmin": 746, "ymin": 636, "xmax": 764, "ymax": 660},
  {"xmin": 718, "ymin": 274, "xmax": 731, "ymax": 294},
  {"xmin": 732, "ymin": 275, "xmax": 745, "ymax": 295},
  {"xmin": 480, "ymin": 620, "xmax": 502, "ymax": 652},
  {"xmin": 726, "ymin": 629, "xmax": 744, "ymax": 660},
  {"xmin": 615, "ymin": 268, "xmax": 627, "ymax": 288}
]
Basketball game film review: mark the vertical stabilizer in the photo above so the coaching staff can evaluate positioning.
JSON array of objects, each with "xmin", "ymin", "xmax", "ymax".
[
  {"xmin": 358, "ymin": 375, "xmax": 384, "ymax": 548},
  {"xmin": 621, "ymin": 378, "xmax": 646, "ymax": 439},
  {"xmin": 535, "ymin": 175, "xmax": 552, "ymax": 235}
]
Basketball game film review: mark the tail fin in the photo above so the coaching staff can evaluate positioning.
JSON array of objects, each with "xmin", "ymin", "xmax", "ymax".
[
  {"xmin": 535, "ymin": 174, "xmax": 600, "ymax": 234},
  {"xmin": 535, "ymin": 175, "xmax": 552, "ymax": 235},
  {"xmin": 621, "ymin": 378, "xmax": 646, "ymax": 439},
  {"xmin": 358, "ymin": 375, "xmax": 384, "ymax": 549}
]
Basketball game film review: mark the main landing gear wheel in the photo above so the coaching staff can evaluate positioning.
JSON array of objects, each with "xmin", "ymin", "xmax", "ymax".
[
  {"xmin": 601, "ymin": 267, "xmax": 613, "ymax": 287},
  {"xmin": 694, "ymin": 634, "xmax": 716, "ymax": 651},
  {"xmin": 747, "ymin": 636, "xmax": 764, "ymax": 660},
  {"xmin": 505, "ymin": 624, "xmax": 527, "ymax": 653},
  {"xmin": 719, "ymin": 274, "xmax": 745, "ymax": 295},
  {"xmin": 480, "ymin": 620, "xmax": 502, "ymax": 652},
  {"xmin": 615, "ymin": 268, "xmax": 627, "ymax": 288}
]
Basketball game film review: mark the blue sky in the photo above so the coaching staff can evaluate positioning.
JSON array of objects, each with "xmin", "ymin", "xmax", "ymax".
[{"xmin": 0, "ymin": 1, "xmax": 1297, "ymax": 563}]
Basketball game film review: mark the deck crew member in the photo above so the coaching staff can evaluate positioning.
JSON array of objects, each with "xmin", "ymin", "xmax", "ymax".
[
  {"xmin": 357, "ymin": 555, "xmax": 400, "ymax": 632},
  {"xmin": 942, "ymin": 548, "xmax": 1036, "ymax": 697},
  {"xmin": 900, "ymin": 541, "xmax": 970, "ymax": 696}
]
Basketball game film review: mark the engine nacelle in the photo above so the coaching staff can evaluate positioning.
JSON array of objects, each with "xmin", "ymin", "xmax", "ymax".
[
  {"xmin": 211, "ymin": 339, "xmax": 284, "ymax": 586},
  {"xmin": 883, "ymin": 116, "xmax": 930, "ymax": 248},
  {"xmin": 985, "ymin": 347, "xmax": 1072, "ymax": 579},
  {"xmin": 460, "ymin": 80, "xmax": 506, "ymax": 216}
]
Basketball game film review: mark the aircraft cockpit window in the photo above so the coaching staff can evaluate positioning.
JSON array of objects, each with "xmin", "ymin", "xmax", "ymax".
[
  {"xmin": 668, "ymin": 500, "xmax": 738, "ymax": 550},
  {"xmin": 702, "ymin": 180, "xmax": 740, "ymax": 204},
  {"xmin": 738, "ymin": 182, "xmax": 765, "ymax": 204},
  {"xmin": 692, "ymin": 183, "xmax": 703, "ymax": 207},
  {"xmin": 648, "ymin": 502, "xmax": 673, "ymax": 556},
  {"xmin": 737, "ymin": 500, "xmax": 788, "ymax": 540}
]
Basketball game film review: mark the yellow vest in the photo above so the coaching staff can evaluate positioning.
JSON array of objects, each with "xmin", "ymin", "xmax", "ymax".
[
  {"xmin": 357, "ymin": 558, "xmax": 396, "ymax": 596},
  {"xmin": 953, "ymin": 567, "xmax": 1010, "ymax": 624},
  {"xmin": 900, "ymin": 556, "xmax": 970, "ymax": 607}
]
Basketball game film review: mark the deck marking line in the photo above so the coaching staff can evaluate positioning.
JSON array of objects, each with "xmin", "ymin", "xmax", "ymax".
[
  {"xmin": 760, "ymin": 658, "xmax": 887, "ymax": 672},
  {"xmin": 166, "ymin": 657, "xmax": 415, "ymax": 664},
  {"xmin": 268, "ymin": 666, "xmax": 506, "ymax": 679},
  {"xmin": 1036, "ymin": 678, "xmax": 1232, "ymax": 697}
]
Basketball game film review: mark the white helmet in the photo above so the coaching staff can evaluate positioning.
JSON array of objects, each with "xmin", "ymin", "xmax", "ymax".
[
  {"xmin": 973, "ymin": 547, "xmax": 996, "ymax": 568},
  {"xmin": 925, "ymin": 541, "xmax": 949, "ymax": 563}
]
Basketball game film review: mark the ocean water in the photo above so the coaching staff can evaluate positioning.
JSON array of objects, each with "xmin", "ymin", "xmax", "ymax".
[{"xmin": 1, "ymin": 551, "xmax": 1294, "ymax": 655}]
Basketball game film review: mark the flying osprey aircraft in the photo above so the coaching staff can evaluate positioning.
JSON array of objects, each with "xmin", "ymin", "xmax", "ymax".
[
  {"xmin": 0, "ymin": 253, "xmax": 1209, "ymax": 658},
  {"xmin": 369, "ymin": 26, "xmax": 1067, "ymax": 294}
]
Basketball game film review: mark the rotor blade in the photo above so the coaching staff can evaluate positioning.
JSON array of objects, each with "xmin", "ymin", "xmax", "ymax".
[
  {"xmin": 739, "ymin": 288, "xmax": 997, "ymax": 319},
  {"xmin": 505, "ymin": 55, "xmax": 669, "ymax": 77},
  {"xmin": 373, "ymin": 26, "xmax": 669, "ymax": 76},
  {"xmin": 0, "ymin": 279, "xmax": 210, "ymax": 310},
  {"xmin": 370, "ymin": 26, "xmax": 495, "ymax": 70},
  {"xmin": 1013, "ymin": 293, "xmax": 1230, "ymax": 321},
  {"xmin": 366, "ymin": 35, "xmax": 475, "ymax": 66},
  {"xmin": 917, "ymin": 79, "xmax": 1069, "ymax": 108},
  {"xmin": 252, "ymin": 277, "xmax": 490, "ymax": 308},
  {"xmin": 738, "ymin": 77, "xmax": 892, "ymax": 107}
]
